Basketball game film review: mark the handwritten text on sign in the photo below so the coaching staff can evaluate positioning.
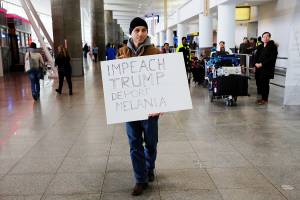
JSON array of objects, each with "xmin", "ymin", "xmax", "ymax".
[{"xmin": 101, "ymin": 52, "xmax": 192, "ymax": 124}]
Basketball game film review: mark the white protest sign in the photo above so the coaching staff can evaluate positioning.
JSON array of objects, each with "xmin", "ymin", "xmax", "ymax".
[{"xmin": 100, "ymin": 52, "xmax": 193, "ymax": 124}]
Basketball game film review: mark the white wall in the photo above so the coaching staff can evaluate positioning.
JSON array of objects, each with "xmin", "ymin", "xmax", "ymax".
[
  {"xmin": 247, "ymin": 22, "xmax": 258, "ymax": 38},
  {"xmin": 178, "ymin": 0, "xmax": 201, "ymax": 24},
  {"xmin": 81, "ymin": 7, "xmax": 92, "ymax": 46},
  {"xmin": 187, "ymin": 23, "xmax": 199, "ymax": 34},
  {"xmin": 235, "ymin": 23, "xmax": 248, "ymax": 46},
  {"xmin": 258, "ymin": 0, "xmax": 298, "ymax": 58},
  {"xmin": 235, "ymin": 21, "xmax": 258, "ymax": 47}
]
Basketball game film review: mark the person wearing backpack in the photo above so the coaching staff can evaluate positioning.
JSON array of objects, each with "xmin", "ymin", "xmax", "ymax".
[{"xmin": 25, "ymin": 42, "xmax": 44, "ymax": 101}]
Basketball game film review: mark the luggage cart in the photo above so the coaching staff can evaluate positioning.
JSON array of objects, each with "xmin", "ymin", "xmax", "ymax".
[
  {"xmin": 206, "ymin": 54, "xmax": 249, "ymax": 106},
  {"xmin": 210, "ymin": 73, "xmax": 249, "ymax": 106}
]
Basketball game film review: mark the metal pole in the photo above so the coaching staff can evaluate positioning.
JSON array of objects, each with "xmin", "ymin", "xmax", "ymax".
[
  {"xmin": 25, "ymin": 0, "xmax": 54, "ymax": 49},
  {"xmin": 20, "ymin": 0, "xmax": 53, "ymax": 66}
]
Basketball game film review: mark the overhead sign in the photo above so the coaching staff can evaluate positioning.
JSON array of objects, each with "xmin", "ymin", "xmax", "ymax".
[{"xmin": 100, "ymin": 52, "xmax": 193, "ymax": 124}]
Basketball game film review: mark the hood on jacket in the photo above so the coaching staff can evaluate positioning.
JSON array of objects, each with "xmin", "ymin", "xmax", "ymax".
[{"xmin": 127, "ymin": 36, "xmax": 152, "ymax": 56}]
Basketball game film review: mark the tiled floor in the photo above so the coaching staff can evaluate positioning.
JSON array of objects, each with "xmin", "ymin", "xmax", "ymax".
[{"xmin": 0, "ymin": 59, "xmax": 300, "ymax": 200}]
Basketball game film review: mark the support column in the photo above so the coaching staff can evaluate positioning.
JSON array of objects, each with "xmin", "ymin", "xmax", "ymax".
[
  {"xmin": 155, "ymin": 32, "xmax": 160, "ymax": 47},
  {"xmin": 166, "ymin": 28, "xmax": 173, "ymax": 46},
  {"xmin": 217, "ymin": 2, "xmax": 235, "ymax": 49},
  {"xmin": 116, "ymin": 23, "xmax": 121, "ymax": 45},
  {"xmin": 111, "ymin": 19, "xmax": 118, "ymax": 43},
  {"xmin": 119, "ymin": 28, "xmax": 123, "ymax": 44},
  {"xmin": 91, "ymin": 0, "xmax": 105, "ymax": 61},
  {"xmin": 177, "ymin": 23, "xmax": 184, "ymax": 45},
  {"xmin": 159, "ymin": 31, "xmax": 165, "ymax": 47},
  {"xmin": 104, "ymin": 10, "xmax": 113, "ymax": 44},
  {"xmin": 51, "ymin": 0, "xmax": 83, "ymax": 76},
  {"xmin": 198, "ymin": 15, "xmax": 213, "ymax": 48}
]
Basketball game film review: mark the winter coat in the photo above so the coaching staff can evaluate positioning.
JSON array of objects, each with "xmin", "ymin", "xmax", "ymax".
[
  {"xmin": 117, "ymin": 37, "xmax": 160, "ymax": 58},
  {"xmin": 176, "ymin": 44, "xmax": 191, "ymax": 71},
  {"xmin": 254, "ymin": 40, "xmax": 278, "ymax": 79},
  {"xmin": 55, "ymin": 54, "xmax": 72, "ymax": 74}
]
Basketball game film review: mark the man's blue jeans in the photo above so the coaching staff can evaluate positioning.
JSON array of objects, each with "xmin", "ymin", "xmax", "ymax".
[
  {"xmin": 126, "ymin": 116, "xmax": 159, "ymax": 183},
  {"xmin": 28, "ymin": 68, "xmax": 41, "ymax": 97}
]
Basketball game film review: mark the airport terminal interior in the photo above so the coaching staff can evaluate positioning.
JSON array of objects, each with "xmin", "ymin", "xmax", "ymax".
[{"xmin": 0, "ymin": 0, "xmax": 300, "ymax": 199}]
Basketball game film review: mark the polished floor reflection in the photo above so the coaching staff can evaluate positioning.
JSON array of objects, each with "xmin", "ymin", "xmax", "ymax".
[{"xmin": 0, "ymin": 58, "xmax": 300, "ymax": 200}]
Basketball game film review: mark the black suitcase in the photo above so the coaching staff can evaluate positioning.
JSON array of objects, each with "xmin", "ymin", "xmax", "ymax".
[{"xmin": 213, "ymin": 75, "xmax": 248, "ymax": 96}]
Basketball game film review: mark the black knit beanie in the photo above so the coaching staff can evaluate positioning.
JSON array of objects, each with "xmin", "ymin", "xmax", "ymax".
[{"xmin": 129, "ymin": 17, "xmax": 148, "ymax": 34}]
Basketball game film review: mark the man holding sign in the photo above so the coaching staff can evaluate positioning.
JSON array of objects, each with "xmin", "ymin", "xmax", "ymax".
[
  {"xmin": 117, "ymin": 17, "xmax": 161, "ymax": 196},
  {"xmin": 101, "ymin": 17, "xmax": 192, "ymax": 196}
]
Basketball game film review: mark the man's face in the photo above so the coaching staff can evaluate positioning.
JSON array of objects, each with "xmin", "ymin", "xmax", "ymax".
[
  {"xmin": 164, "ymin": 44, "xmax": 169, "ymax": 49},
  {"xmin": 262, "ymin": 33, "xmax": 271, "ymax": 43},
  {"xmin": 243, "ymin": 39, "xmax": 248, "ymax": 44},
  {"xmin": 219, "ymin": 42, "xmax": 225, "ymax": 48},
  {"xmin": 182, "ymin": 38, "xmax": 187, "ymax": 45},
  {"xmin": 131, "ymin": 26, "xmax": 148, "ymax": 46}
]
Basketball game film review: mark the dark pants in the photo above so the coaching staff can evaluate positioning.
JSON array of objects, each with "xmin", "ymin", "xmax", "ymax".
[
  {"xmin": 256, "ymin": 72, "xmax": 270, "ymax": 101},
  {"xmin": 93, "ymin": 53, "xmax": 98, "ymax": 62},
  {"xmin": 58, "ymin": 71, "xmax": 72, "ymax": 93},
  {"xmin": 28, "ymin": 68, "xmax": 41, "ymax": 98},
  {"xmin": 125, "ymin": 116, "xmax": 159, "ymax": 183}
]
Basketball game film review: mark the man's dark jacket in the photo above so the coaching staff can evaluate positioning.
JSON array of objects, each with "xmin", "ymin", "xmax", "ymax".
[{"xmin": 254, "ymin": 40, "xmax": 278, "ymax": 79}]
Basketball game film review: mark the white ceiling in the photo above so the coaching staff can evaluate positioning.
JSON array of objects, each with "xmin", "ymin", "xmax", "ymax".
[{"xmin": 103, "ymin": 0, "xmax": 189, "ymax": 34}]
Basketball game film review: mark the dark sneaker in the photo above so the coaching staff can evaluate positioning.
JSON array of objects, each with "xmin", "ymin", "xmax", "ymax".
[
  {"xmin": 33, "ymin": 95, "xmax": 38, "ymax": 101},
  {"xmin": 148, "ymin": 171, "xmax": 155, "ymax": 182},
  {"xmin": 55, "ymin": 89, "xmax": 61, "ymax": 94},
  {"xmin": 131, "ymin": 183, "xmax": 148, "ymax": 196},
  {"xmin": 255, "ymin": 99, "xmax": 262, "ymax": 104},
  {"xmin": 258, "ymin": 100, "xmax": 268, "ymax": 105},
  {"xmin": 69, "ymin": 91, "xmax": 73, "ymax": 96}
]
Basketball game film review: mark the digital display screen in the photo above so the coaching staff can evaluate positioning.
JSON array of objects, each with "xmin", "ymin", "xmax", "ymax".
[{"xmin": 236, "ymin": 6, "xmax": 251, "ymax": 21}]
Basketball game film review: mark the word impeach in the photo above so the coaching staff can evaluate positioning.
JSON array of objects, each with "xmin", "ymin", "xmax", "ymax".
[
  {"xmin": 101, "ymin": 53, "xmax": 192, "ymax": 124},
  {"xmin": 106, "ymin": 58, "xmax": 166, "ymax": 89},
  {"xmin": 107, "ymin": 58, "xmax": 166, "ymax": 76}
]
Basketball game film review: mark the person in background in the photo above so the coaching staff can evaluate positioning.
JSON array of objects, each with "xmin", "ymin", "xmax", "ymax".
[
  {"xmin": 217, "ymin": 41, "xmax": 230, "ymax": 55},
  {"xmin": 117, "ymin": 17, "xmax": 161, "ymax": 196},
  {"xmin": 105, "ymin": 43, "xmax": 116, "ymax": 60},
  {"xmin": 256, "ymin": 36, "xmax": 262, "ymax": 47},
  {"xmin": 161, "ymin": 42, "xmax": 171, "ymax": 53},
  {"xmin": 239, "ymin": 37, "xmax": 250, "ymax": 54},
  {"xmin": 191, "ymin": 52, "xmax": 202, "ymax": 85},
  {"xmin": 210, "ymin": 43, "xmax": 217, "ymax": 57},
  {"xmin": 248, "ymin": 38, "xmax": 257, "ymax": 54},
  {"xmin": 55, "ymin": 45, "xmax": 73, "ymax": 95},
  {"xmin": 254, "ymin": 32, "xmax": 278, "ymax": 105},
  {"xmin": 211, "ymin": 43, "xmax": 217, "ymax": 52},
  {"xmin": 177, "ymin": 37, "xmax": 191, "ymax": 85},
  {"xmin": 122, "ymin": 39, "xmax": 128, "ymax": 47},
  {"xmin": 82, "ymin": 43, "xmax": 89, "ymax": 58},
  {"xmin": 25, "ymin": 42, "xmax": 44, "ymax": 101},
  {"xmin": 92, "ymin": 44, "xmax": 99, "ymax": 62},
  {"xmin": 191, "ymin": 41, "xmax": 197, "ymax": 50}
]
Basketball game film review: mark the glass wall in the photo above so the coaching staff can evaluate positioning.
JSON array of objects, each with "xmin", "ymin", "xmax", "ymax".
[{"xmin": 0, "ymin": 27, "xmax": 8, "ymax": 47}]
